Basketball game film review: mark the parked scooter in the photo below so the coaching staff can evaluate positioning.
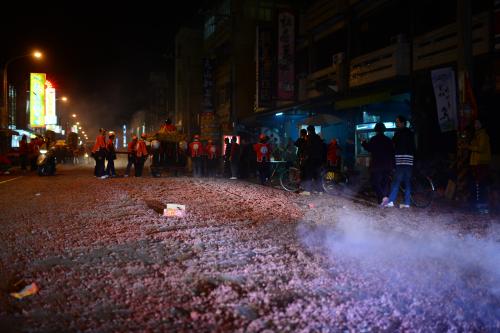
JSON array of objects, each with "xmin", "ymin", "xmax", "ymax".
[{"xmin": 37, "ymin": 147, "xmax": 57, "ymax": 176}]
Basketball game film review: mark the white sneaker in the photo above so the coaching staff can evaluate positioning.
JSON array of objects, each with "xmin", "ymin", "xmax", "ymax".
[
  {"xmin": 100, "ymin": 175, "xmax": 109, "ymax": 179},
  {"xmin": 386, "ymin": 201, "xmax": 394, "ymax": 207},
  {"xmin": 230, "ymin": 177, "xmax": 237, "ymax": 180},
  {"xmin": 124, "ymin": 174, "xmax": 129, "ymax": 177},
  {"xmin": 399, "ymin": 204, "xmax": 410, "ymax": 208},
  {"xmin": 300, "ymin": 191, "xmax": 311, "ymax": 196}
]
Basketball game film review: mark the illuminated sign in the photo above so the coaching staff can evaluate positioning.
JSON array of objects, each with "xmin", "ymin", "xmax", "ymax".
[
  {"xmin": 45, "ymin": 87, "xmax": 57, "ymax": 125},
  {"xmin": 30, "ymin": 73, "xmax": 46, "ymax": 127}
]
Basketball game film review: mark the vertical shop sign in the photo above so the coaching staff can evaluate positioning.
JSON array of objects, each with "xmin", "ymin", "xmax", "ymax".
[
  {"xmin": 431, "ymin": 67, "xmax": 458, "ymax": 132},
  {"xmin": 203, "ymin": 58, "xmax": 214, "ymax": 114},
  {"xmin": 256, "ymin": 24, "xmax": 273, "ymax": 110},
  {"xmin": 30, "ymin": 73, "xmax": 46, "ymax": 128},
  {"xmin": 277, "ymin": 11, "xmax": 295, "ymax": 100}
]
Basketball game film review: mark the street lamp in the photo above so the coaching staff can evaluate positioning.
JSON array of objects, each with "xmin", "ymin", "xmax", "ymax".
[{"xmin": 2, "ymin": 50, "xmax": 43, "ymax": 128}]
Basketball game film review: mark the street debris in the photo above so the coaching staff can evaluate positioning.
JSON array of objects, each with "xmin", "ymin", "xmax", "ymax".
[
  {"xmin": 10, "ymin": 283, "xmax": 39, "ymax": 299},
  {"xmin": 163, "ymin": 204, "xmax": 186, "ymax": 217}
]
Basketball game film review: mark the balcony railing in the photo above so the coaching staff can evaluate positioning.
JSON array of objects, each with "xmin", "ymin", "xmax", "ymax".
[
  {"xmin": 299, "ymin": 65, "xmax": 340, "ymax": 101},
  {"xmin": 413, "ymin": 12, "xmax": 489, "ymax": 71},
  {"xmin": 349, "ymin": 43, "xmax": 410, "ymax": 87}
]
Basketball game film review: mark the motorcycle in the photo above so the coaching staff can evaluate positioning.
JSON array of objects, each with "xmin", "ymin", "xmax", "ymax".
[{"xmin": 37, "ymin": 147, "xmax": 57, "ymax": 176}]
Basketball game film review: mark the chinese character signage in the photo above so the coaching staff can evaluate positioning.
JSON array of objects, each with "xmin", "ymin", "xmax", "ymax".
[
  {"xmin": 30, "ymin": 73, "xmax": 46, "ymax": 128},
  {"xmin": 277, "ymin": 11, "xmax": 295, "ymax": 101},
  {"xmin": 45, "ymin": 87, "xmax": 57, "ymax": 125},
  {"xmin": 202, "ymin": 58, "xmax": 214, "ymax": 114},
  {"xmin": 431, "ymin": 67, "xmax": 458, "ymax": 132},
  {"xmin": 256, "ymin": 24, "xmax": 273, "ymax": 111}
]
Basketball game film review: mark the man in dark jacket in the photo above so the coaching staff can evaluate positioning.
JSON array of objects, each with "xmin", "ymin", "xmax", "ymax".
[
  {"xmin": 362, "ymin": 122, "xmax": 394, "ymax": 204},
  {"xmin": 302, "ymin": 125, "xmax": 325, "ymax": 195},
  {"xmin": 382, "ymin": 115, "xmax": 416, "ymax": 208}
]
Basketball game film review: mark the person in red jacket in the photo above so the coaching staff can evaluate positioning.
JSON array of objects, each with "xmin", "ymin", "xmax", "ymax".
[
  {"xmin": 105, "ymin": 131, "xmax": 117, "ymax": 177},
  {"xmin": 19, "ymin": 135, "xmax": 29, "ymax": 171},
  {"xmin": 92, "ymin": 128, "xmax": 107, "ymax": 178},
  {"xmin": 28, "ymin": 135, "xmax": 42, "ymax": 171},
  {"xmin": 124, "ymin": 135, "xmax": 138, "ymax": 177},
  {"xmin": 189, "ymin": 134, "xmax": 203, "ymax": 177},
  {"xmin": 135, "ymin": 133, "xmax": 149, "ymax": 177},
  {"xmin": 205, "ymin": 139, "xmax": 219, "ymax": 178},
  {"xmin": 326, "ymin": 138, "xmax": 341, "ymax": 170},
  {"xmin": 253, "ymin": 133, "xmax": 272, "ymax": 185}
]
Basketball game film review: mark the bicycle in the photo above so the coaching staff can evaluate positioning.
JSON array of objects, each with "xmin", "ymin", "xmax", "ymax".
[{"xmin": 321, "ymin": 166, "xmax": 435, "ymax": 208}]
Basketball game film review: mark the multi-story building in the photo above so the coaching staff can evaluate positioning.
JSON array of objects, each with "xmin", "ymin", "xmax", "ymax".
[
  {"xmin": 181, "ymin": 0, "xmax": 497, "ymax": 169},
  {"xmin": 175, "ymin": 27, "xmax": 203, "ymax": 138}
]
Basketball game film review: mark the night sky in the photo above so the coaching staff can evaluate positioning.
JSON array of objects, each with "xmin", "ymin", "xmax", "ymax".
[{"xmin": 1, "ymin": 3, "xmax": 204, "ymax": 135}]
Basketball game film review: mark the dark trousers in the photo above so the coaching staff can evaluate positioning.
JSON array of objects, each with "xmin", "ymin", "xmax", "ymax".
[
  {"xmin": 20, "ymin": 154, "xmax": 28, "ymax": 170},
  {"xmin": 94, "ymin": 156, "xmax": 105, "ymax": 177},
  {"xmin": 371, "ymin": 169, "xmax": 391, "ymax": 204},
  {"xmin": 303, "ymin": 158, "xmax": 323, "ymax": 192},
  {"xmin": 135, "ymin": 157, "xmax": 145, "ymax": 177},
  {"xmin": 231, "ymin": 158, "xmax": 239, "ymax": 178},
  {"xmin": 125, "ymin": 155, "xmax": 135, "ymax": 176},
  {"xmin": 257, "ymin": 161, "xmax": 270, "ymax": 185},
  {"xmin": 223, "ymin": 158, "xmax": 231, "ymax": 178},
  {"xmin": 106, "ymin": 158, "xmax": 116, "ymax": 176},
  {"xmin": 192, "ymin": 157, "xmax": 202, "ymax": 177},
  {"xmin": 207, "ymin": 158, "xmax": 217, "ymax": 177}
]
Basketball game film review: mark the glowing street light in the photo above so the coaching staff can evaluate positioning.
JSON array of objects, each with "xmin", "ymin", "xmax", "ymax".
[
  {"xmin": 2, "ymin": 50, "xmax": 43, "ymax": 128},
  {"xmin": 72, "ymin": 114, "xmax": 77, "ymax": 118}
]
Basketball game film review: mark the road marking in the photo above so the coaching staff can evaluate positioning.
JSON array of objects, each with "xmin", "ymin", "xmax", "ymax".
[{"xmin": 0, "ymin": 176, "xmax": 23, "ymax": 184}]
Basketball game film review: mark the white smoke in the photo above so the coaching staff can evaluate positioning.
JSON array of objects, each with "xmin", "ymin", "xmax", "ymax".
[{"xmin": 298, "ymin": 206, "xmax": 500, "ymax": 327}]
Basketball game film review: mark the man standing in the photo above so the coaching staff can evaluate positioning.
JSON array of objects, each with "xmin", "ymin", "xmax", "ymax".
[
  {"xmin": 362, "ymin": 123, "xmax": 395, "ymax": 205},
  {"xmin": 223, "ymin": 137, "xmax": 232, "ymax": 178},
  {"xmin": 189, "ymin": 134, "xmax": 203, "ymax": 177},
  {"xmin": 92, "ymin": 128, "xmax": 107, "ymax": 178},
  {"xmin": 302, "ymin": 125, "xmax": 325, "ymax": 195},
  {"xmin": 135, "ymin": 133, "xmax": 149, "ymax": 177},
  {"xmin": 253, "ymin": 134, "xmax": 272, "ymax": 185},
  {"xmin": 105, "ymin": 131, "xmax": 117, "ymax": 177},
  {"xmin": 382, "ymin": 116, "xmax": 415, "ymax": 208},
  {"xmin": 124, "ymin": 135, "xmax": 137, "ymax": 177},
  {"xmin": 230, "ymin": 136, "xmax": 240, "ymax": 179},
  {"xmin": 19, "ymin": 135, "xmax": 29, "ymax": 172},
  {"xmin": 205, "ymin": 139, "xmax": 219, "ymax": 177}
]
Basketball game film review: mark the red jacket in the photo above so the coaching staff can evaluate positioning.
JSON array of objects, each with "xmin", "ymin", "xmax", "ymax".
[
  {"xmin": 205, "ymin": 143, "xmax": 219, "ymax": 159},
  {"xmin": 127, "ymin": 140, "xmax": 137, "ymax": 154},
  {"xmin": 327, "ymin": 141, "xmax": 340, "ymax": 166},
  {"xmin": 92, "ymin": 135, "xmax": 107, "ymax": 153},
  {"xmin": 253, "ymin": 143, "xmax": 271, "ymax": 162},
  {"xmin": 189, "ymin": 141, "xmax": 203, "ymax": 157},
  {"xmin": 136, "ymin": 140, "xmax": 148, "ymax": 158}
]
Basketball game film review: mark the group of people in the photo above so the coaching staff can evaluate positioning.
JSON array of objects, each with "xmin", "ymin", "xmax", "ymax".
[
  {"xmin": 18, "ymin": 134, "xmax": 47, "ymax": 172},
  {"xmin": 91, "ymin": 128, "xmax": 148, "ymax": 178}
]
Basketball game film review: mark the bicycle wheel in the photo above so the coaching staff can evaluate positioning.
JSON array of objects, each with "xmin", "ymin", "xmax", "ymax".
[
  {"xmin": 410, "ymin": 173, "xmax": 435, "ymax": 208},
  {"xmin": 280, "ymin": 167, "xmax": 300, "ymax": 192},
  {"xmin": 321, "ymin": 169, "xmax": 348, "ymax": 195}
]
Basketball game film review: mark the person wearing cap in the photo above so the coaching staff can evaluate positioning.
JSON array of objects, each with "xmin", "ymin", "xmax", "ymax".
[
  {"xmin": 189, "ymin": 134, "xmax": 203, "ymax": 177},
  {"xmin": 253, "ymin": 133, "xmax": 272, "ymax": 185},
  {"xmin": 361, "ymin": 122, "xmax": 394, "ymax": 205},
  {"xmin": 105, "ymin": 131, "xmax": 117, "ymax": 177},
  {"xmin": 92, "ymin": 128, "xmax": 107, "ymax": 178},
  {"xmin": 134, "ymin": 133, "xmax": 149, "ymax": 177},
  {"xmin": 205, "ymin": 139, "xmax": 219, "ymax": 178},
  {"xmin": 124, "ymin": 135, "xmax": 138, "ymax": 177}
]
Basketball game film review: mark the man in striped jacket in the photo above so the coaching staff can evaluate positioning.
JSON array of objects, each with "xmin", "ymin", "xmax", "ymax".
[{"xmin": 381, "ymin": 115, "xmax": 416, "ymax": 208}]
